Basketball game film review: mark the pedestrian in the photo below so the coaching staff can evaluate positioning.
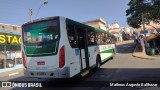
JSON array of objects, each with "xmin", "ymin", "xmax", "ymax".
[
  {"xmin": 134, "ymin": 34, "xmax": 138, "ymax": 44},
  {"xmin": 139, "ymin": 35, "xmax": 145, "ymax": 53}
]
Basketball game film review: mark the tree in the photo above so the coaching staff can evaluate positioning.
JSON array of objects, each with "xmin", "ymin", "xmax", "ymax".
[{"xmin": 126, "ymin": 0, "xmax": 160, "ymax": 28}]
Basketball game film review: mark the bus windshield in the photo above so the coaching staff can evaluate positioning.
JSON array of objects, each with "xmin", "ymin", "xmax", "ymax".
[{"xmin": 22, "ymin": 20, "xmax": 59, "ymax": 46}]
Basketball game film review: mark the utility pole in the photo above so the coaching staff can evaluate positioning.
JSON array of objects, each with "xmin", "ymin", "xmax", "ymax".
[
  {"xmin": 3, "ymin": 44, "xmax": 6, "ymax": 68},
  {"xmin": 142, "ymin": 13, "xmax": 146, "ymax": 37},
  {"xmin": 142, "ymin": 13, "xmax": 147, "ymax": 47},
  {"xmin": 29, "ymin": 8, "xmax": 32, "ymax": 21}
]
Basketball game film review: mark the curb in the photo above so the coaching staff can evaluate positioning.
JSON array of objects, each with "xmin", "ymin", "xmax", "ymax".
[
  {"xmin": 132, "ymin": 43, "xmax": 159, "ymax": 60},
  {"xmin": 0, "ymin": 68, "xmax": 23, "ymax": 78}
]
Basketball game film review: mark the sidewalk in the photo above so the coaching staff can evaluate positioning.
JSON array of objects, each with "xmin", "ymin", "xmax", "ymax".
[
  {"xmin": 132, "ymin": 43, "xmax": 160, "ymax": 60},
  {"xmin": 0, "ymin": 64, "xmax": 23, "ymax": 77}
]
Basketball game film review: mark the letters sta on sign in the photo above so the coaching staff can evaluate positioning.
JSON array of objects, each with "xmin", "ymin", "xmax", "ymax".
[{"xmin": 0, "ymin": 34, "xmax": 21, "ymax": 45}]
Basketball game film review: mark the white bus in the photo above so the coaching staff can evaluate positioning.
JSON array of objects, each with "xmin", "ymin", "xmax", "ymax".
[{"xmin": 21, "ymin": 16, "xmax": 116, "ymax": 78}]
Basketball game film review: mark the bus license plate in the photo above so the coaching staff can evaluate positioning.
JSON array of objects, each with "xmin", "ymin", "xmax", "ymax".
[{"xmin": 37, "ymin": 72, "xmax": 46, "ymax": 75}]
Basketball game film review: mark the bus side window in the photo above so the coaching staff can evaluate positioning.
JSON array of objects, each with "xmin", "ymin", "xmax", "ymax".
[
  {"xmin": 101, "ymin": 33, "xmax": 106, "ymax": 45},
  {"xmin": 99, "ymin": 33, "xmax": 104, "ymax": 45},
  {"xmin": 111, "ymin": 35, "xmax": 116, "ymax": 44},
  {"xmin": 95, "ymin": 32, "xmax": 101, "ymax": 45},
  {"xmin": 105, "ymin": 33, "xmax": 108, "ymax": 44},
  {"xmin": 88, "ymin": 29, "xmax": 96, "ymax": 46},
  {"xmin": 66, "ymin": 24, "xmax": 77, "ymax": 48},
  {"xmin": 106, "ymin": 33, "xmax": 110, "ymax": 44}
]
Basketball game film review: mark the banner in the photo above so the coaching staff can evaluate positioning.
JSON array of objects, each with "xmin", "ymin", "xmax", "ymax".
[
  {"xmin": 0, "ymin": 33, "xmax": 21, "ymax": 45},
  {"xmin": 0, "ymin": 81, "xmax": 160, "ymax": 87}
]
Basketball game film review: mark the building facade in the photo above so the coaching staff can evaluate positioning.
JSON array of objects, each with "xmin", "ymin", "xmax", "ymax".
[
  {"xmin": 83, "ymin": 19, "xmax": 126, "ymax": 42},
  {"xmin": 0, "ymin": 23, "xmax": 22, "ymax": 69},
  {"xmin": 83, "ymin": 18, "xmax": 108, "ymax": 31},
  {"xmin": 0, "ymin": 23, "xmax": 21, "ymax": 33}
]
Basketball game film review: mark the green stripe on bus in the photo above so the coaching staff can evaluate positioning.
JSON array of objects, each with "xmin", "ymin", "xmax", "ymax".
[
  {"xmin": 100, "ymin": 48, "xmax": 114, "ymax": 53},
  {"xmin": 101, "ymin": 55, "xmax": 113, "ymax": 63}
]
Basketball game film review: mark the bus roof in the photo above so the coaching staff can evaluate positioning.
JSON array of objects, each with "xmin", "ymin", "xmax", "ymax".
[
  {"xmin": 22, "ymin": 16, "xmax": 60, "ymax": 26},
  {"xmin": 22, "ymin": 16, "xmax": 111, "ymax": 34}
]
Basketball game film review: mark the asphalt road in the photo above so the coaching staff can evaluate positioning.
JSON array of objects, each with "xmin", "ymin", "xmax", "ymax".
[{"xmin": 1, "ymin": 42, "xmax": 160, "ymax": 90}]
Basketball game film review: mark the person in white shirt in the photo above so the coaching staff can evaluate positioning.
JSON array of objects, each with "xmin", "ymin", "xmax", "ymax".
[{"xmin": 139, "ymin": 35, "xmax": 145, "ymax": 53}]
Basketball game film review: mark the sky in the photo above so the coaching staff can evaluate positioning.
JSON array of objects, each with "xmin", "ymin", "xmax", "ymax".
[{"xmin": 0, "ymin": 0, "xmax": 130, "ymax": 27}]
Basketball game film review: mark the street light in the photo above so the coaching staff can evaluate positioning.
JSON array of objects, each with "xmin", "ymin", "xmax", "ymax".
[{"xmin": 35, "ymin": 0, "xmax": 48, "ymax": 19}]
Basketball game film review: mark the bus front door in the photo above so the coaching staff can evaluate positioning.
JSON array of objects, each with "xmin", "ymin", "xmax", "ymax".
[{"xmin": 77, "ymin": 28, "xmax": 89, "ymax": 71}]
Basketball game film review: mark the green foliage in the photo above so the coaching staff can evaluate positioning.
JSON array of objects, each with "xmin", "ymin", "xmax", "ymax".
[
  {"xmin": 126, "ymin": 0, "xmax": 160, "ymax": 28},
  {"xmin": 127, "ymin": 17, "xmax": 141, "ymax": 28}
]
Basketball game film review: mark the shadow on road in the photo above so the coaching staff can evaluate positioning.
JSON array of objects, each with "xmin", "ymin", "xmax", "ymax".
[
  {"xmin": 134, "ymin": 43, "xmax": 142, "ymax": 53},
  {"xmin": 8, "ymin": 68, "xmax": 160, "ymax": 90},
  {"xmin": 116, "ymin": 42, "xmax": 136, "ymax": 54}
]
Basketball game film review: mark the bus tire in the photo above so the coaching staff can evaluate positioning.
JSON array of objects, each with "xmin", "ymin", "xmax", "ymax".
[{"xmin": 95, "ymin": 55, "xmax": 101, "ymax": 70}]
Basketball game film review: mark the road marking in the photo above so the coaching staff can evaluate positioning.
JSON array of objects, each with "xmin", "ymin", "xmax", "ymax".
[{"xmin": 9, "ymin": 72, "xmax": 19, "ymax": 76}]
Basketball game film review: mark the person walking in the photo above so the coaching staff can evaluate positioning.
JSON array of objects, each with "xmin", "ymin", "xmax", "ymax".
[{"xmin": 140, "ymin": 35, "xmax": 145, "ymax": 53}]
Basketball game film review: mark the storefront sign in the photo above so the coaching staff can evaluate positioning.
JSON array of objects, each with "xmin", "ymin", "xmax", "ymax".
[{"xmin": 0, "ymin": 33, "xmax": 21, "ymax": 45}]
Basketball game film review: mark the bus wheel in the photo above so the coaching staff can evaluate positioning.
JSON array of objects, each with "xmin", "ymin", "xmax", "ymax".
[{"xmin": 95, "ymin": 56, "xmax": 101, "ymax": 70}]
